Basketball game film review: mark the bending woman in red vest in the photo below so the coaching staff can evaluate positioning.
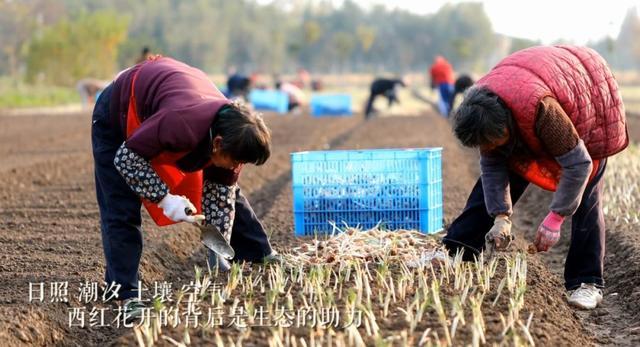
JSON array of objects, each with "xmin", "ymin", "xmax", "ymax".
[
  {"xmin": 92, "ymin": 57, "xmax": 276, "ymax": 315},
  {"xmin": 443, "ymin": 46, "xmax": 628, "ymax": 310}
]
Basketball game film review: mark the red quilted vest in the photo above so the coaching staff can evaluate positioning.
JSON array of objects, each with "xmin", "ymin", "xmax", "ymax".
[{"xmin": 477, "ymin": 45, "xmax": 628, "ymax": 191}]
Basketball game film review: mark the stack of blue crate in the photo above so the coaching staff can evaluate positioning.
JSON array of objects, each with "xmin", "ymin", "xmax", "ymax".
[
  {"xmin": 310, "ymin": 94, "xmax": 352, "ymax": 117},
  {"xmin": 249, "ymin": 89, "xmax": 289, "ymax": 114}
]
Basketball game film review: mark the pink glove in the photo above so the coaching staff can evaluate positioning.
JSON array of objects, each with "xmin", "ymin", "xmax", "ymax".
[{"xmin": 534, "ymin": 211, "xmax": 565, "ymax": 252}]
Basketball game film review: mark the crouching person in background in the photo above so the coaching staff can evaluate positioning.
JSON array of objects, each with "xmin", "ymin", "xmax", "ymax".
[
  {"xmin": 276, "ymin": 80, "xmax": 307, "ymax": 114},
  {"xmin": 443, "ymin": 46, "xmax": 628, "ymax": 310},
  {"xmin": 225, "ymin": 73, "xmax": 253, "ymax": 101},
  {"xmin": 448, "ymin": 74, "xmax": 474, "ymax": 115},
  {"xmin": 76, "ymin": 78, "xmax": 109, "ymax": 108},
  {"xmin": 364, "ymin": 77, "xmax": 406, "ymax": 119},
  {"xmin": 91, "ymin": 56, "xmax": 277, "ymax": 317}
]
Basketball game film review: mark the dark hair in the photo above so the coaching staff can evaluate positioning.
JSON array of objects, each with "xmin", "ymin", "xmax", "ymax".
[
  {"xmin": 453, "ymin": 74, "xmax": 474, "ymax": 95},
  {"xmin": 213, "ymin": 101, "xmax": 271, "ymax": 165},
  {"xmin": 175, "ymin": 129, "xmax": 213, "ymax": 172},
  {"xmin": 453, "ymin": 86, "xmax": 512, "ymax": 148}
]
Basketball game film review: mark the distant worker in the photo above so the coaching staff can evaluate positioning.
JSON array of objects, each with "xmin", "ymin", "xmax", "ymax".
[
  {"xmin": 444, "ymin": 46, "xmax": 628, "ymax": 310},
  {"xmin": 429, "ymin": 55, "xmax": 455, "ymax": 116},
  {"xmin": 136, "ymin": 46, "xmax": 152, "ymax": 64},
  {"xmin": 76, "ymin": 78, "xmax": 108, "ymax": 108},
  {"xmin": 364, "ymin": 77, "xmax": 405, "ymax": 119},
  {"xmin": 225, "ymin": 73, "xmax": 253, "ymax": 101},
  {"xmin": 276, "ymin": 80, "xmax": 306, "ymax": 113},
  {"xmin": 448, "ymin": 74, "xmax": 475, "ymax": 114},
  {"xmin": 291, "ymin": 68, "xmax": 311, "ymax": 89},
  {"xmin": 311, "ymin": 79, "xmax": 324, "ymax": 91}
]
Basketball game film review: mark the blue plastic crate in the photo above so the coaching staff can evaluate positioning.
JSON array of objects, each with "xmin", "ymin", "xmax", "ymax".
[
  {"xmin": 249, "ymin": 89, "xmax": 289, "ymax": 114},
  {"xmin": 291, "ymin": 148, "xmax": 443, "ymax": 236},
  {"xmin": 310, "ymin": 94, "xmax": 352, "ymax": 117}
]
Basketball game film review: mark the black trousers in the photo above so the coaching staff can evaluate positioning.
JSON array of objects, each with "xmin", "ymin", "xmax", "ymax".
[
  {"xmin": 443, "ymin": 161, "xmax": 607, "ymax": 290},
  {"xmin": 364, "ymin": 91, "xmax": 398, "ymax": 119},
  {"xmin": 91, "ymin": 85, "xmax": 272, "ymax": 300}
]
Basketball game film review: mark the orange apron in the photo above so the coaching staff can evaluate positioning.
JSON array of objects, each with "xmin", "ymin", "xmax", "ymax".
[
  {"xmin": 125, "ymin": 70, "xmax": 203, "ymax": 226},
  {"xmin": 510, "ymin": 157, "xmax": 601, "ymax": 192}
]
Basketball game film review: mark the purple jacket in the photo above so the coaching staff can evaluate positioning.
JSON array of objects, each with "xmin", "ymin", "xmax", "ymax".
[{"xmin": 110, "ymin": 57, "xmax": 239, "ymax": 184}]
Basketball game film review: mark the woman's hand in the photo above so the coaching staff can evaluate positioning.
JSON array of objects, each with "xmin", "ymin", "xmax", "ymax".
[
  {"xmin": 158, "ymin": 193, "xmax": 205, "ymax": 223},
  {"xmin": 485, "ymin": 214, "xmax": 513, "ymax": 250},
  {"xmin": 533, "ymin": 211, "xmax": 565, "ymax": 252}
]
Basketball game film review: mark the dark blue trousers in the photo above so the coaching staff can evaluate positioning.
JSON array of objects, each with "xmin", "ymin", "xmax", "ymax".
[
  {"xmin": 443, "ymin": 160, "xmax": 607, "ymax": 290},
  {"xmin": 91, "ymin": 85, "xmax": 272, "ymax": 300},
  {"xmin": 437, "ymin": 83, "xmax": 454, "ymax": 116}
]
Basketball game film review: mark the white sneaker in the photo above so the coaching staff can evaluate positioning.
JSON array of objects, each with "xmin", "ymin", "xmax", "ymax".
[{"xmin": 567, "ymin": 283, "xmax": 603, "ymax": 310}]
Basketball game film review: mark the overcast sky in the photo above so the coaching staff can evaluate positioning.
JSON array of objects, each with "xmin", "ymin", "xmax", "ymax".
[{"xmin": 270, "ymin": 0, "xmax": 640, "ymax": 44}]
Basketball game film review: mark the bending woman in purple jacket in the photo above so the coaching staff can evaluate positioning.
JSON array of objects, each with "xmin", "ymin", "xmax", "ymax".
[{"xmin": 91, "ymin": 57, "xmax": 276, "ymax": 317}]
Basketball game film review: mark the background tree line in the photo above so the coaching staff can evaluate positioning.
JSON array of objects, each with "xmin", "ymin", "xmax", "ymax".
[{"xmin": 1, "ymin": 0, "xmax": 639, "ymax": 87}]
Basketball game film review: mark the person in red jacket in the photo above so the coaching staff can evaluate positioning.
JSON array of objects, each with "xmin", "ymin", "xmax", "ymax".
[
  {"xmin": 92, "ymin": 56, "xmax": 277, "ymax": 318},
  {"xmin": 429, "ymin": 55, "xmax": 455, "ymax": 116},
  {"xmin": 443, "ymin": 46, "xmax": 628, "ymax": 310}
]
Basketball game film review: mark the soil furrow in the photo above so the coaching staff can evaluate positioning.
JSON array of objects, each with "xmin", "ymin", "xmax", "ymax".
[
  {"xmin": 514, "ymin": 185, "xmax": 640, "ymax": 345},
  {"xmin": 0, "ymin": 112, "xmax": 363, "ymax": 346},
  {"xmin": 1, "ymin": 109, "xmax": 629, "ymax": 346}
]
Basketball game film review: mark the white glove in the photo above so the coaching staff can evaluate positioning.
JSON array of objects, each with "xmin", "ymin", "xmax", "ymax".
[
  {"xmin": 158, "ymin": 193, "xmax": 205, "ymax": 223},
  {"xmin": 485, "ymin": 214, "xmax": 513, "ymax": 250}
]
